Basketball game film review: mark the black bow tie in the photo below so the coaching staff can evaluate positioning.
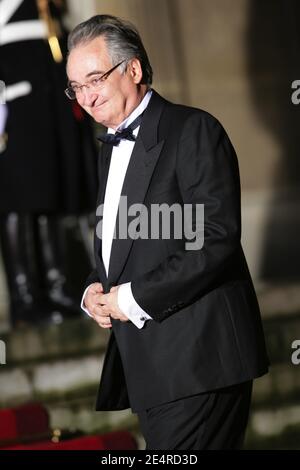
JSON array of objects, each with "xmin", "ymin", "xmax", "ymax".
[{"xmin": 97, "ymin": 113, "xmax": 144, "ymax": 146}]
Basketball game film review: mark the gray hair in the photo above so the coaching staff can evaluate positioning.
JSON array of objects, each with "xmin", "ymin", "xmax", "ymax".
[{"xmin": 67, "ymin": 15, "xmax": 153, "ymax": 85}]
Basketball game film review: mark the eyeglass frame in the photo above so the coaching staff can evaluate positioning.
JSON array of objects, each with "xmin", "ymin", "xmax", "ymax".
[{"xmin": 64, "ymin": 60, "xmax": 126, "ymax": 100}]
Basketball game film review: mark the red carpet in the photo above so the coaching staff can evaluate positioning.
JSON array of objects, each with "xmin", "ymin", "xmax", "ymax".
[
  {"xmin": 3, "ymin": 431, "xmax": 137, "ymax": 450},
  {"xmin": 0, "ymin": 403, "xmax": 137, "ymax": 450}
]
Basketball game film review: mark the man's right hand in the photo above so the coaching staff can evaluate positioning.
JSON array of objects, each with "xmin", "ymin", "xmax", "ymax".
[{"xmin": 83, "ymin": 282, "xmax": 112, "ymax": 329}]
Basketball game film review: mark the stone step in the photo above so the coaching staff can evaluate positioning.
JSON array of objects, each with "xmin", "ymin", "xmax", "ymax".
[
  {"xmin": 1, "ymin": 311, "xmax": 299, "ymax": 404},
  {"xmin": 46, "ymin": 395, "xmax": 139, "ymax": 442},
  {"xmin": 0, "ymin": 318, "xmax": 108, "ymax": 406},
  {"xmin": 0, "ymin": 285, "xmax": 300, "ymax": 447},
  {"xmin": 246, "ymin": 402, "xmax": 300, "ymax": 449},
  {"xmin": 1, "ymin": 317, "xmax": 108, "ymax": 365},
  {"xmin": 0, "ymin": 317, "xmax": 141, "ymax": 442}
]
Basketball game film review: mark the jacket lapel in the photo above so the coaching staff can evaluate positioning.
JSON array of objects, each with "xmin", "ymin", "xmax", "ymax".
[
  {"xmin": 94, "ymin": 143, "xmax": 112, "ymax": 288},
  {"xmin": 107, "ymin": 91, "xmax": 166, "ymax": 285}
]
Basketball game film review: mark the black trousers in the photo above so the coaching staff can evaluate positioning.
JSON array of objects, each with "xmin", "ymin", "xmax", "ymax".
[{"xmin": 137, "ymin": 381, "xmax": 252, "ymax": 450}]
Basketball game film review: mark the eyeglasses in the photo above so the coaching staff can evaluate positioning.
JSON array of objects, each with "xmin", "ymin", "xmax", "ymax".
[{"xmin": 65, "ymin": 60, "xmax": 125, "ymax": 100}]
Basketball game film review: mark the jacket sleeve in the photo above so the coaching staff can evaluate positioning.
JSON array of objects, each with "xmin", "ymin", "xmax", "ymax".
[
  {"xmin": 131, "ymin": 111, "xmax": 242, "ymax": 322},
  {"xmin": 83, "ymin": 269, "xmax": 101, "ymax": 292}
]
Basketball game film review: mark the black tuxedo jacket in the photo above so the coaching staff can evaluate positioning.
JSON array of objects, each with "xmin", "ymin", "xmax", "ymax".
[{"xmin": 86, "ymin": 90, "xmax": 269, "ymax": 413}]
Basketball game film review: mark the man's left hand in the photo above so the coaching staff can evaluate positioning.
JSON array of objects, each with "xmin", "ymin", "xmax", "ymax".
[{"xmin": 99, "ymin": 286, "xmax": 129, "ymax": 322}]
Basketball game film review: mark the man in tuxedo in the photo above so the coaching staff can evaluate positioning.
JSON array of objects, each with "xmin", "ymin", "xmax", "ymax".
[{"xmin": 66, "ymin": 15, "xmax": 269, "ymax": 450}]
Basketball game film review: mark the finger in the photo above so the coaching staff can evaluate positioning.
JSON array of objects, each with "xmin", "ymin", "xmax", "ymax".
[
  {"xmin": 90, "ymin": 283, "xmax": 103, "ymax": 294},
  {"xmin": 97, "ymin": 320, "xmax": 112, "ymax": 329},
  {"xmin": 85, "ymin": 290, "xmax": 102, "ymax": 304},
  {"xmin": 101, "ymin": 305, "xmax": 114, "ymax": 316},
  {"xmin": 100, "ymin": 317, "xmax": 112, "ymax": 328},
  {"xmin": 89, "ymin": 293, "xmax": 106, "ymax": 305},
  {"xmin": 109, "ymin": 311, "xmax": 120, "ymax": 320},
  {"xmin": 97, "ymin": 293, "xmax": 107, "ymax": 304},
  {"xmin": 93, "ymin": 305, "xmax": 110, "ymax": 317},
  {"xmin": 94, "ymin": 314, "xmax": 112, "ymax": 328},
  {"xmin": 100, "ymin": 316, "xmax": 112, "ymax": 325}
]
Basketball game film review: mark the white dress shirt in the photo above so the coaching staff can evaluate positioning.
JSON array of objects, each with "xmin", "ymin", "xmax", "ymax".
[{"xmin": 81, "ymin": 90, "xmax": 153, "ymax": 329}]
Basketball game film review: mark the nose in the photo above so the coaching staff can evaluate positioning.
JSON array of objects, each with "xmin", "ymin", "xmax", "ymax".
[{"xmin": 78, "ymin": 86, "xmax": 98, "ymax": 107}]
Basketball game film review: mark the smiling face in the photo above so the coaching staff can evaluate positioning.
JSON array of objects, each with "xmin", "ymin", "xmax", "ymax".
[{"xmin": 66, "ymin": 35, "xmax": 147, "ymax": 129}]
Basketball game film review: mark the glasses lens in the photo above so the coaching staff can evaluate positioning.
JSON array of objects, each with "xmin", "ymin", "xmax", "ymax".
[{"xmin": 65, "ymin": 87, "xmax": 75, "ymax": 100}]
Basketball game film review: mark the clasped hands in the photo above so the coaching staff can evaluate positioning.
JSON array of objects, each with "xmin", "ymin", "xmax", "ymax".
[{"xmin": 84, "ymin": 282, "xmax": 129, "ymax": 329}]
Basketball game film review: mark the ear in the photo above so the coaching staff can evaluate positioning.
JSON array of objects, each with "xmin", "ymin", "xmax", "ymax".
[{"xmin": 128, "ymin": 58, "xmax": 143, "ymax": 84}]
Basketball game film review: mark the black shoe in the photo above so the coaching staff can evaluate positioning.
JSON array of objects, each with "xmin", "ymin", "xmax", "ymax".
[
  {"xmin": 36, "ymin": 214, "xmax": 85, "ymax": 321},
  {"xmin": 0, "ymin": 213, "xmax": 42, "ymax": 329}
]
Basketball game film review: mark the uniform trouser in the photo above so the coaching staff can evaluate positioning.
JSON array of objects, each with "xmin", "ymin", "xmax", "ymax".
[{"xmin": 137, "ymin": 380, "xmax": 253, "ymax": 450}]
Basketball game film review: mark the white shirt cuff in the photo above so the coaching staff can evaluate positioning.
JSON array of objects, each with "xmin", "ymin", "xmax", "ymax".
[
  {"xmin": 118, "ymin": 282, "xmax": 152, "ymax": 329},
  {"xmin": 0, "ymin": 104, "xmax": 8, "ymax": 135},
  {"xmin": 81, "ymin": 285, "xmax": 93, "ymax": 317}
]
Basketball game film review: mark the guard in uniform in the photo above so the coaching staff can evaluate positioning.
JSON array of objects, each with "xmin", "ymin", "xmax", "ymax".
[{"xmin": 0, "ymin": 0, "xmax": 98, "ymax": 327}]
